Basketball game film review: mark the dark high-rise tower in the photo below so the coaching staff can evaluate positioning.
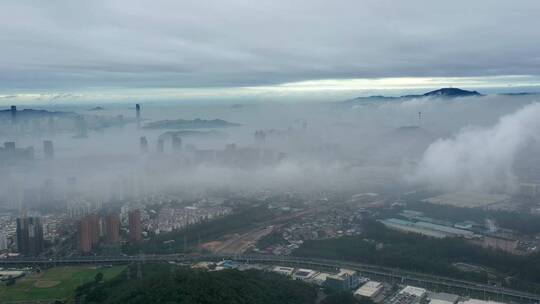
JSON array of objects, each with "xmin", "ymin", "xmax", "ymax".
[
  {"xmin": 254, "ymin": 130, "xmax": 266, "ymax": 144},
  {"xmin": 4, "ymin": 142, "xmax": 16, "ymax": 159},
  {"xmin": 16, "ymin": 217, "xmax": 44, "ymax": 256},
  {"xmin": 140, "ymin": 137, "xmax": 148, "ymax": 154},
  {"xmin": 43, "ymin": 140, "xmax": 54, "ymax": 159},
  {"xmin": 136, "ymin": 104, "xmax": 141, "ymax": 128},
  {"xmin": 129, "ymin": 209, "xmax": 142, "ymax": 242},
  {"xmin": 10, "ymin": 105, "xmax": 17, "ymax": 125}
]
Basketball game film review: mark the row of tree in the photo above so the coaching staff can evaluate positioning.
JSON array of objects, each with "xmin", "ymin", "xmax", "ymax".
[{"xmin": 76, "ymin": 263, "xmax": 318, "ymax": 304}]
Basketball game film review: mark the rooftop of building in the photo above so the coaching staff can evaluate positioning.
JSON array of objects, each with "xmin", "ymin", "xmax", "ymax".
[
  {"xmin": 399, "ymin": 286, "xmax": 427, "ymax": 297},
  {"xmin": 354, "ymin": 281, "xmax": 383, "ymax": 297}
]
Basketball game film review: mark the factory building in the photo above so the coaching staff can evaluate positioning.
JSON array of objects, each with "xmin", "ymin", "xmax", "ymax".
[
  {"xmin": 354, "ymin": 281, "xmax": 383, "ymax": 300},
  {"xmin": 458, "ymin": 300, "xmax": 505, "ymax": 304},
  {"xmin": 325, "ymin": 268, "xmax": 362, "ymax": 291},
  {"xmin": 385, "ymin": 286, "xmax": 427, "ymax": 304},
  {"xmin": 379, "ymin": 218, "xmax": 474, "ymax": 238},
  {"xmin": 271, "ymin": 266, "xmax": 294, "ymax": 276},
  {"xmin": 292, "ymin": 268, "xmax": 318, "ymax": 281},
  {"xmin": 429, "ymin": 292, "xmax": 459, "ymax": 304}
]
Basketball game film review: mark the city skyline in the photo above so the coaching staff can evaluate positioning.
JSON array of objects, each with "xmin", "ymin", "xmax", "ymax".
[{"xmin": 1, "ymin": 2, "xmax": 540, "ymax": 303}]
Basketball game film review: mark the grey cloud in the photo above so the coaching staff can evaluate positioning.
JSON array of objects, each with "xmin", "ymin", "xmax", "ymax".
[{"xmin": 1, "ymin": 0, "xmax": 539, "ymax": 90}]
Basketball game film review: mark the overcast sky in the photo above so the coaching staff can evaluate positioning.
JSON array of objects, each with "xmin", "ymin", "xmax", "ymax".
[{"xmin": 1, "ymin": 0, "xmax": 540, "ymax": 102}]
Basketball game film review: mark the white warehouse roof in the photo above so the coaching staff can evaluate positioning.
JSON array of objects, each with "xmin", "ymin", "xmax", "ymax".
[
  {"xmin": 354, "ymin": 281, "xmax": 383, "ymax": 298},
  {"xmin": 459, "ymin": 299, "xmax": 506, "ymax": 304},
  {"xmin": 400, "ymin": 286, "xmax": 427, "ymax": 298}
]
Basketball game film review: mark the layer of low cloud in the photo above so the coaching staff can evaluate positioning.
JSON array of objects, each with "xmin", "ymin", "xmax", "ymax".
[{"xmin": 411, "ymin": 102, "xmax": 540, "ymax": 192}]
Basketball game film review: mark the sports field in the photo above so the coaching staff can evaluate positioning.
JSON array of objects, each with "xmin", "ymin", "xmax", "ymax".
[{"xmin": 0, "ymin": 265, "xmax": 125, "ymax": 303}]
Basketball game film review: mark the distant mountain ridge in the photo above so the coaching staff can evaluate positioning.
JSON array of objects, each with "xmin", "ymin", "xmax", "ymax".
[
  {"xmin": 0, "ymin": 108, "xmax": 74, "ymax": 118},
  {"xmin": 143, "ymin": 118, "xmax": 241, "ymax": 129},
  {"xmin": 421, "ymin": 87, "xmax": 482, "ymax": 97},
  {"xmin": 343, "ymin": 87, "xmax": 483, "ymax": 106}
]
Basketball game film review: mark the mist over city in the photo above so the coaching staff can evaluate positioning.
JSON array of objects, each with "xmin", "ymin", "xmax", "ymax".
[
  {"xmin": 2, "ymin": 93, "xmax": 540, "ymax": 208},
  {"xmin": 1, "ymin": 1, "xmax": 540, "ymax": 304}
]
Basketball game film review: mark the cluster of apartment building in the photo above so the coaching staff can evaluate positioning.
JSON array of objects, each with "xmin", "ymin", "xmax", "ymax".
[{"xmin": 77, "ymin": 209, "xmax": 141, "ymax": 253}]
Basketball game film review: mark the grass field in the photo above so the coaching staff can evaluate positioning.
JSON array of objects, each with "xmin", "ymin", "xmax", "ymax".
[{"xmin": 0, "ymin": 265, "xmax": 125, "ymax": 303}]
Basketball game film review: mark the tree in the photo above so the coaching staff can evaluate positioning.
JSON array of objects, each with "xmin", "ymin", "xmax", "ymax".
[
  {"xmin": 5, "ymin": 277, "xmax": 16, "ymax": 286},
  {"xmin": 94, "ymin": 272, "xmax": 104, "ymax": 283},
  {"xmin": 321, "ymin": 292, "xmax": 359, "ymax": 304}
]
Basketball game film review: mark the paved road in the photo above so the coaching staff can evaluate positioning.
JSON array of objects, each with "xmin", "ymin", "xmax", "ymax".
[{"xmin": 1, "ymin": 254, "xmax": 538, "ymax": 302}]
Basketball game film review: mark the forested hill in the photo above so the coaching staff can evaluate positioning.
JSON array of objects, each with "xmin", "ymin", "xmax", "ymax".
[{"xmin": 76, "ymin": 263, "xmax": 317, "ymax": 304}]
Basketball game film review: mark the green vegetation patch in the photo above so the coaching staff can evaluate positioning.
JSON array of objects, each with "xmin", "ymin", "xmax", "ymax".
[
  {"xmin": 0, "ymin": 265, "xmax": 125, "ymax": 303},
  {"xmin": 77, "ymin": 263, "xmax": 317, "ymax": 304},
  {"xmin": 256, "ymin": 230, "xmax": 288, "ymax": 249}
]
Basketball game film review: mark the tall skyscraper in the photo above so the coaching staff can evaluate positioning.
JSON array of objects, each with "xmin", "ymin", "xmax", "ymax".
[
  {"xmin": 136, "ymin": 104, "xmax": 141, "ymax": 128},
  {"xmin": 88, "ymin": 214, "xmax": 100, "ymax": 246},
  {"xmin": 43, "ymin": 140, "xmax": 54, "ymax": 159},
  {"xmin": 16, "ymin": 217, "xmax": 44, "ymax": 256},
  {"xmin": 172, "ymin": 136, "xmax": 182, "ymax": 152},
  {"xmin": 40, "ymin": 178, "xmax": 55, "ymax": 205},
  {"xmin": 254, "ymin": 130, "xmax": 266, "ymax": 144},
  {"xmin": 106, "ymin": 213, "xmax": 120, "ymax": 244},
  {"xmin": 10, "ymin": 105, "xmax": 17, "ymax": 125},
  {"xmin": 4, "ymin": 142, "xmax": 15, "ymax": 153},
  {"xmin": 78, "ymin": 217, "xmax": 92, "ymax": 253},
  {"xmin": 140, "ymin": 137, "xmax": 149, "ymax": 154},
  {"xmin": 129, "ymin": 209, "xmax": 142, "ymax": 242},
  {"xmin": 157, "ymin": 138, "xmax": 164, "ymax": 154},
  {"xmin": 0, "ymin": 233, "xmax": 7, "ymax": 251},
  {"xmin": 77, "ymin": 214, "xmax": 101, "ymax": 253},
  {"xmin": 75, "ymin": 116, "xmax": 88, "ymax": 138}
]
